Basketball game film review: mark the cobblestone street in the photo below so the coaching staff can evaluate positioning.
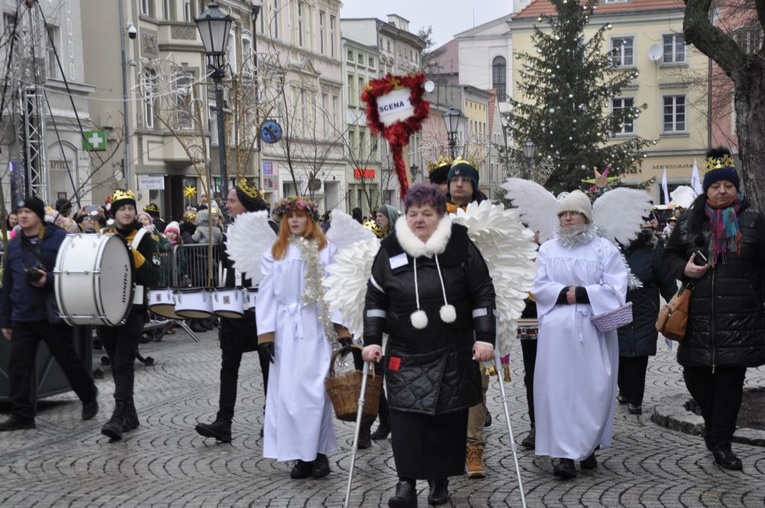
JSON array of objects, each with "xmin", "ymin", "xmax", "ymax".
[{"xmin": 2, "ymin": 330, "xmax": 764, "ymax": 507}]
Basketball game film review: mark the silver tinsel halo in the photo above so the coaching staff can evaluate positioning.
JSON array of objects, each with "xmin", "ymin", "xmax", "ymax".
[{"xmin": 292, "ymin": 236, "xmax": 337, "ymax": 345}]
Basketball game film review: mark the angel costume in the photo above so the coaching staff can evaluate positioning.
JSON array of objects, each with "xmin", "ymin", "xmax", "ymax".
[
  {"xmin": 256, "ymin": 240, "xmax": 341, "ymax": 462},
  {"xmin": 533, "ymin": 229, "xmax": 628, "ymax": 461}
]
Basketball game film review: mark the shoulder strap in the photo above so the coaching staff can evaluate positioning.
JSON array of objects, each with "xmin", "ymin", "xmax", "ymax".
[{"xmin": 131, "ymin": 228, "xmax": 148, "ymax": 251}]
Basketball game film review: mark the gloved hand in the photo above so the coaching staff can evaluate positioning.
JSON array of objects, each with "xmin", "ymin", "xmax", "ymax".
[
  {"xmin": 259, "ymin": 342, "xmax": 275, "ymax": 363},
  {"xmin": 338, "ymin": 337, "xmax": 352, "ymax": 356}
]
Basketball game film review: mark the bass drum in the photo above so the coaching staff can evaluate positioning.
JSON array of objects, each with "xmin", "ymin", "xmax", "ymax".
[{"xmin": 55, "ymin": 234, "xmax": 133, "ymax": 326}]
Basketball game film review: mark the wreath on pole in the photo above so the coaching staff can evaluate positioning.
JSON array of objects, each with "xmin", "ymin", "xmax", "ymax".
[{"xmin": 361, "ymin": 73, "xmax": 430, "ymax": 199}]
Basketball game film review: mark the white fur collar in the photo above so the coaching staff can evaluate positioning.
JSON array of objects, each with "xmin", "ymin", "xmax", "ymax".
[{"xmin": 395, "ymin": 215, "xmax": 452, "ymax": 258}]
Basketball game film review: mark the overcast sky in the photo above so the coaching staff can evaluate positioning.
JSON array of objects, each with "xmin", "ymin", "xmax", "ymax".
[{"xmin": 339, "ymin": 0, "xmax": 514, "ymax": 48}]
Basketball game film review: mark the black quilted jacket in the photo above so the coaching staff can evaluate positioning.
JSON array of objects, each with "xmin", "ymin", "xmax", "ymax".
[
  {"xmin": 662, "ymin": 202, "xmax": 765, "ymax": 368},
  {"xmin": 363, "ymin": 223, "xmax": 496, "ymax": 415}
]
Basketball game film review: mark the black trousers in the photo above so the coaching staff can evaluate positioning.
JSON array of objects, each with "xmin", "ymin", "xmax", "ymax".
[
  {"xmin": 217, "ymin": 312, "xmax": 270, "ymax": 422},
  {"xmin": 8, "ymin": 321, "xmax": 97, "ymax": 420},
  {"xmin": 683, "ymin": 365, "xmax": 747, "ymax": 447},
  {"xmin": 520, "ymin": 338, "xmax": 537, "ymax": 425},
  {"xmin": 98, "ymin": 310, "xmax": 144, "ymax": 405},
  {"xmin": 618, "ymin": 355, "xmax": 650, "ymax": 406}
]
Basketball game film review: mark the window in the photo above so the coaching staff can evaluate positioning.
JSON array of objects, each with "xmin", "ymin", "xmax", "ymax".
[
  {"xmin": 297, "ymin": 2, "xmax": 304, "ymax": 47},
  {"xmin": 322, "ymin": 93, "xmax": 328, "ymax": 135},
  {"xmin": 348, "ymin": 74, "xmax": 355, "ymax": 104},
  {"xmin": 142, "ymin": 70, "xmax": 157, "ymax": 129},
  {"xmin": 359, "ymin": 130, "xmax": 366, "ymax": 157},
  {"xmin": 226, "ymin": 28, "xmax": 237, "ymax": 74},
  {"xmin": 369, "ymin": 57, "xmax": 375, "ymax": 68},
  {"xmin": 273, "ymin": 0, "xmax": 280, "ymax": 39},
  {"xmin": 358, "ymin": 77, "xmax": 364, "ymax": 105},
  {"xmin": 141, "ymin": 0, "xmax": 154, "ymax": 17},
  {"xmin": 733, "ymin": 26, "xmax": 763, "ymax": 54},
  {"xmin": 46, "ymin": 25, "xmax": 59, "ymax": 79},
  {"xmin": 347, "ymin": 50, "xmax": 353, "ymax": 62},
  {"xmin": 492, "ymin": 56, "xmax": 506, "ymax": 101},
  {"xmin": 332, "ymin": 95, "xmax": 339, "ymax": 126},
  {"xmin": 183, "ymin": 0, "xmax": 192, "ymax": 22},
  {"xmin": 208, "ymin": 102, "xmax": 219, "ymax": 146},
  {"xmin": 611, "ymin": 37, "xmax": 634, "ymax": 67},
  {"xmin": 319, "ymin": 11, "xmax": 325, "ymax": 55},
  {"xmin": 329, "ymin": 15, "xmax": 336, "ymax": 58},
  {"xmin": 663, "ymin": 95, "xmax": 686, "ymax": 133},
  {"xmin": 242, "ymin": 36, "xmax": 253, "ymax": 76},
  {"xmin": 612, "ymin": 97, "xmax": 635, "ymax": 134},
  {"xmin": 163, "ymin": 0, "xmax": 173, "ymax": 20},
  {"xmin": 663, "ymin": 34, "xmax": 686, "ymax": 64},
  {"xmin": 174, "ymin": 71, "xmax": 194, "ymax": 130}
]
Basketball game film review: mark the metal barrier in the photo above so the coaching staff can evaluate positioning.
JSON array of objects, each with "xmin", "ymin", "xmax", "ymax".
[{"xmin": 171, "ymin": 243, "xmax": 221, "ymax": 288}]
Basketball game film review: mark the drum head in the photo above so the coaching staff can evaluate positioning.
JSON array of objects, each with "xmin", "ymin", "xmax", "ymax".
[{"xmin": 96, "ymin": 236, "xmax": 134, "ymax": 325}]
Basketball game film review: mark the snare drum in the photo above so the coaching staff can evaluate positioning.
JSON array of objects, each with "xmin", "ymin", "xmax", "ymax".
[
  {"xmin": 54, "ymin": 234, "xmax": 133, "ymax": 326},
  {"xmin": 243, "ymin": 287, "xmax": 258, "ymax": 311},
  {"xmin": 517, "ymin": 318, "xmax": 539, "ymax": 340},
  {"xmin": 212, "ymin": 288, "xmax": 244, "ymax": 319},
  {"xmin": 148, "ymin": 288, "xmax": 182, "ymax": 319},
  {"xmin": 175, "ymin": 288, "xmax": 213, "ymax": 319}
]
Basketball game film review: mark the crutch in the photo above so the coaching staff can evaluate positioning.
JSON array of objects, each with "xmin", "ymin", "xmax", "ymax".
[
  {"xmin": 494, "ymin": 331, "xmax": 527, "ymax": 508},
  {"xmin": 344, "ymin": 359, "xmax": 372, "ymax": 508}
]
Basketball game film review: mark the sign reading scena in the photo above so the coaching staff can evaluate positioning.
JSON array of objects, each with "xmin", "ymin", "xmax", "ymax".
[
  {"xmin": 83, "ymin": 130, "xmax": 107, "ymax": 151},
  {"xmin": 377, "ymin": 88, "xmax": 414, "ymax": 127},
  {"xmin": 138, "ymin": 175, "xmax": 165, "ymax": 190}
]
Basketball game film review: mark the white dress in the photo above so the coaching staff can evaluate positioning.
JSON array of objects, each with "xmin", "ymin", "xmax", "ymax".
[
  {"xmin": 532, "ymin": 235, "xmax": 628, "ymax": 461},
  {"xmin": 256, "ymin": 241, "xmax": 341, "ymax": 462}
]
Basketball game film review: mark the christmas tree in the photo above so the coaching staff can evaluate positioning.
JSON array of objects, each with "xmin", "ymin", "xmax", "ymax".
[{"xmin": 505, "ymin": 0, "xmax": 654, "ymax": 193}]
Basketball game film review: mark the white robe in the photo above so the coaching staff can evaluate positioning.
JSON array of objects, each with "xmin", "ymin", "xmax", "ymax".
[
  {"xmin": 532, "ymin": 235, "xmax": 628, "ymax": 461},
  {"xmin": 256, "ymin": 242, "xmax": 341, "ymax": 462}
]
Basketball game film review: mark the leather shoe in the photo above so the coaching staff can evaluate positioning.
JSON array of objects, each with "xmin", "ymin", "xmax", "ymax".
[
  {"xmin": 628, "ymin": 403, "xmax": 642, "ymax": 415},
  {"xmin": 358, "ymin": 420, "xmax": 372, "ymax": 449},
  {"xmin": 371, "ymin": 421, "xmax": 391, "ymax": 440},
  {"xmin": 195, "ymin": 419, "xmax": 232, "ymax": 443},
  {"xmin": 82, "ymin": 397, "xmax": 99, "ymax": 421},
  {"xmin": 521, "ymin": 428, "xmax": 535, "ymax": 449},
  {"xmin": 581, "ymin": 451, "xmax": 597, "ymax": 470},
  {"xmin": 712, "ymin": 444, "xmax": 743, "ymax": 471},
  {"xmin": 427, "ymin": 478, "xmax": 449, "ymax": 505},
  {"xmin": 0, "ymin": 415, "xmax": 36, "ymax": 431},
  {"xmin": 388, "ymin": 481, "xmax": 417, "ymax": 508},
  {"xmin": 553, "ymin": 458, "xmax": 576, "ymax": 479},
  {"xmin": 312, "ymin": 453, "xmax": 330, "ymax": 479},
  {"xmin": 290, "ymin": 459, "xmax": 313, "ymax": 479},
  {"xmin": 484, "ymin": 411, "xmax": 492, "ymax": 427}
]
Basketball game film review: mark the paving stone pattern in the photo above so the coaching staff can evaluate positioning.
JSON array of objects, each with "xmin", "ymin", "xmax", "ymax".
[{"xmin": 1, "ymin": 332, "xmax": 764, "ymax": 507}]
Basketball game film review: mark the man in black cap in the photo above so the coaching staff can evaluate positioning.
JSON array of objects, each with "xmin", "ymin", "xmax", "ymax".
[
  {"xmin": 195, "ymin": 181, "xmax": 275, "ymax": 442},
  {"xmin": 0, "ymin": 196, "xmax": 99, "ymax": 431},
  {"xmin": 427, "ymin": 156, "xmax": 452, "ymax": 195}
]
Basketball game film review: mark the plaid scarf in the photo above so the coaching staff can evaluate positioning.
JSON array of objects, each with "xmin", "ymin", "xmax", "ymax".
[{"xmin": 704, "ymin": 193, "xmax": 743, "ymax": 266}]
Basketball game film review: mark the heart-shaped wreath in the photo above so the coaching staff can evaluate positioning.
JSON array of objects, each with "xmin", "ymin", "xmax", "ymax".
[{"xmin": 361, "ymin": 73, "xmax": 430, "ymax": 198}]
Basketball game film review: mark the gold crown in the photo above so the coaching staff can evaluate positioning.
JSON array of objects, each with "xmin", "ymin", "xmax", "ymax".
[
  {"xmin": 426, "ymin": 156, "xmax": 453, "ymax": 172},
  {"xmin": 182, "ymin": 210, "xmax": 197, "ymax": 222},
  {"xmin": 705, "ymin": 154, "xmax": 735, "ymax": 172},
  {"xmin": 144, "ymin": 203, "xmax": 160, "ymax": 213},
  {"xmin": 451, "ymin": 156, "xmax": 478, "ymax": 170},
  {"xmin": 111, "ymin": 189, "xmax": 136, "ymax": 202},
  {"xmin": 237, "ymin": 178, "xmax": 262, "ymax": 200}
]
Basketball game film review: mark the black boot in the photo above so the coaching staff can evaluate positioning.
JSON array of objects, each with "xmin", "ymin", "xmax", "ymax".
[
  {"xmin": 521, "ymin": 427, "xmax": 535, "ymax": 449},
  {"xmin": 123, "ymin": 401, "xmax": 140, "ymax": 432},
  {"xmin": 312, "ymin": 453, "xmax": 330, "ymax": 479},
  {"xmin": 372, "ymin": 390, "xmax": 391, "ymax": 441},
  {"xmin": 101, "ymin": 402, "xmax": 127, "ymax": 441},
  {"xmin": 427, "ymin": 478, "xmax": 449, "ymax": 505},
  {"xmin": 195, "ymin": 418, "xmax": 232, "ymax": 443},
  {"xmin": 711, "ymin": 443, "xmax": 743, "ymax": 470},
  {"xmin": 290, "ymin": 459, "xmax": 313, "ymax": 479},
  {"xmin": 0, "ymin": 415, "xmax": 36, "ymax": 431},
  {"xmin": 553, "ymin": 458, "xmax": 576, "ymax": 479},
  {"xmin": 358, "ymin": 419, "xmax": 372, "ymax": 449},
  {"xmin": 388, "ymin": 480, "xmax": 417, "ymax": 508}
]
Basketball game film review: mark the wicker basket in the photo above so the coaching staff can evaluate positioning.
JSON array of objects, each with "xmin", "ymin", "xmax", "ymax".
[{"xmin": 325, "ymin": 345, "xmax": 382, "ymax": 422}]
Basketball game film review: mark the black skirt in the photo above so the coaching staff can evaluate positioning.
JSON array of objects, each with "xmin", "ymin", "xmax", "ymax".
[{"xmin": 390, "ymin": 408, "xmax": 469, "ymax": 479}]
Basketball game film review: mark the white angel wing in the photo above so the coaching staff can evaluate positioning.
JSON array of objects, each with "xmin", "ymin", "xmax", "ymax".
[
  {"xmin": 593, "ymin": 187, "xmax": 653, "ymax": 247},
  {"xmin": 224, "ymin": 210, "xmax": 277, "ymax": 285},
  {"xmin": 669, "ymin": 185, "xmax": 697, "ymax": 209},
  {"xmin": 326, "ymin": 209, "xmax": 376, "ymax": 249},
  {"xmin": 501, "ymin": 178, "xmax": 559, "ymax": 243},
  {"xmin": 324, "ymin": 237, "xmax": 380, "ymax": 337},
  {"xmin": 452, "ymin": 201, "xmax": 538, "ymax": 357}
]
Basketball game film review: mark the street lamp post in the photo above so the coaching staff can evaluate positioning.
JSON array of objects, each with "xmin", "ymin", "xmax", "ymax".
[
  {"xmin": 195, "ymin": 2, "xmax": 234, "ymax": 204},
  {"xmin": 443, "ymin": 107, "xmax": 462, "ymax": 159},
  {"xmin": 523, "ymin": 139, "xmax": 536, "ymax": 181}
]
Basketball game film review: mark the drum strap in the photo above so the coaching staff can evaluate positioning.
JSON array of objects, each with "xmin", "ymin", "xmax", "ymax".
[
  {"xmin": 130, "ymin": 228, "xmax": 149, "ymax": 305},
  {"xmin": 131, "ymin": 228, "xmax": 148, "ymax": 251}
]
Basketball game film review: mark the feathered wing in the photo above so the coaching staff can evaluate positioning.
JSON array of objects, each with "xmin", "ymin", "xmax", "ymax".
[
  {"xmin": 500, "ymin": 178, "xmax": 559, "ymax": 243},
  {"xmin": 593, "ymin": 187, "xmax": 653, "ymax": 247},
  {"xmin": 323, "ymin": 237, "xmax": 380, "ymax": 337},
  {"xmin": 224, "ymin": 210, "xmax": 277, "ymax": 285},
  {"xmin": 325, "ymin": 209, "xmax": 377, "ymax": 249},
  {"xmin": 452, "ymin": 201, "xmax": 538, "ymax": 357}
]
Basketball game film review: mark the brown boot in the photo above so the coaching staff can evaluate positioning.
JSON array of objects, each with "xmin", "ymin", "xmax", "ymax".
[{"xmin": 466, "ymin": 446, "xmax": 486, "ymax": 478}]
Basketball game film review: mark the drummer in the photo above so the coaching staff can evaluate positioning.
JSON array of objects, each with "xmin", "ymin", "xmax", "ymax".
[
  {"xmin": 99, "ymin": 189, "xmax": 161, "ymax": 441},
  {"xmin": 195, "ymin": 179, "xmax": 276, "ymax": 443}
]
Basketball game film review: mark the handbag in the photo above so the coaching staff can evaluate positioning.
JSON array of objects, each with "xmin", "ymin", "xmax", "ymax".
[
  {"xmin": 590, "ymin": 285, "xmax": 633, "ymax": 333},
  {"xmin": 655, "ymin": 282, "xmax": 693, "ymax": 341}
]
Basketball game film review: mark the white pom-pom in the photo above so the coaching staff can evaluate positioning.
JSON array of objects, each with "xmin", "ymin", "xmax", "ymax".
[
  {"xmin": 439, "ymin": 304, "xmax": 457, "ymax": 323},
  {"xmin": 410, "ymin": 309, "xmax": 428, "ymax": 329}
]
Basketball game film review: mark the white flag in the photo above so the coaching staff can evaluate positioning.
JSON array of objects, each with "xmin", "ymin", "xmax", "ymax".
[
  {"xmin": 691, "ymin": 158, "xmax": 703, "ymax": 196},
  {"xmin": 662, "ymin": 166, "xmax": 670, "ymax": 204}
]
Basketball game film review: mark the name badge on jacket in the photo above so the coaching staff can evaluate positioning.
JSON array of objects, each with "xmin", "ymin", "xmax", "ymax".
[{"xmin": 389, "ymin": 253, "xmax": 408, "ymax": 270}]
